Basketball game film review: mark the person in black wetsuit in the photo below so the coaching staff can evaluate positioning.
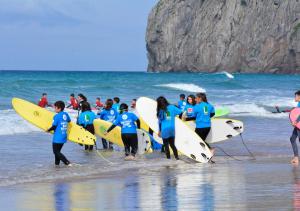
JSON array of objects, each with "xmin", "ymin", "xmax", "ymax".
[{"xmin": 105, "ymin": 103, "xmax": 140, "ymax": 160}]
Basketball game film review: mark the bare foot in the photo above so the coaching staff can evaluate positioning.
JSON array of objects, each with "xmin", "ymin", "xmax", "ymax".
[{"xmin": 291, "ymin": 157, "xmax": 299, "ymax": 165}]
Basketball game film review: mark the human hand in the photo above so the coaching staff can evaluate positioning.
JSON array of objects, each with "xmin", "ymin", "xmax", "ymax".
[{"xmin": 158, "ymin": 131, "xmax": 161, "ymax": 138}]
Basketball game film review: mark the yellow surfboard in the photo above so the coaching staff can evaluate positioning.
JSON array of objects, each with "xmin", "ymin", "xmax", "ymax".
[
  {"xmin": 93, "ymin": 119, "xmax": 152, "ymax": 154},
  {"xmin": 12, "ymin": 98, "xmax": 96, "ymax": 145}
]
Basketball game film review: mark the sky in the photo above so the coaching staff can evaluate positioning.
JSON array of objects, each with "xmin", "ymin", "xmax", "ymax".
[{"xmin": 0, "ymin": 0, "xmax": 158, "ymax": 71}]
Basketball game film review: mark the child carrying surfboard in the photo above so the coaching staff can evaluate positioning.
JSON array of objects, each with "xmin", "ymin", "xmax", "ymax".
[
  {"xmin": 157, "ymin": 96, "xmax": 182, "ymax": 160},
  {"xmin": 78, "ymin": 101, "xmax": 96, "ymax": 151},
  {"xmin": 290, "ymin": 90, "xmax": 300, "ymax": 165},
  {"xmin": 105, "ymin": 103, "xmax": 140, "ymax": 160},
  {"xmin": 47, "ymin": 101, "xmax": 72, "ymax": 167},
  {"xmin": 97, "ymin": 99, "xmax": 118, "ymax": 149}
]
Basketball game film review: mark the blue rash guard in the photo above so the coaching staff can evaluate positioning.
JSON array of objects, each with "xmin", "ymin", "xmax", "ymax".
[
  {"xmin": 158, "ymin": 105, "xmax": 182, "ymax": 139},
  {"xmin": 113, "ymin": 112, "xmax": 138, "ymax": 134},
  {"xmin": 98, "ymin": 108, "xmax": 118, "ymax": 123},
  {"xmin": 298, "ymin": 102, "xmax": 300, "ymax": 108},
  {"xmin": 178, "ymin": 100, "xmax": 187, "ymax": 111},
  {"xmin": 52, "ymin": 111, "xmax": 71, "ymax": 144},
  {"xmin": 184, "ymin": 103, "xmax": 195, "ymax": 118},
  {"xmin": 194, "ymin": 102, "xmax": 215, "ymax": 129},
  {"xmin": 112, "ymin": 103, "xmax": 120, "ymax": 113},
  {"xmin": 78, "ymin": 111, "xmax": 96, "ymax": 127}
]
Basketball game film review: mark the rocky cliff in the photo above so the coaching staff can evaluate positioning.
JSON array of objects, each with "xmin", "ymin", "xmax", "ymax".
[{"xmin": 146, "ymin": 0, "xmax": 300, "ymax": 73}]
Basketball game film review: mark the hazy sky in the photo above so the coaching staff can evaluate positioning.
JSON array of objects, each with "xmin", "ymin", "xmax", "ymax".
[{"xmin": 0, "ymin": 0, "xmax": 158, "ymax": 71}]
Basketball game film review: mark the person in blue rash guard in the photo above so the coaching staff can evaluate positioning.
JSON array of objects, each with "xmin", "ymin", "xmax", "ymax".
[
  {"xmin": 78, "ymin": 101, "xmax": 96, "ymax": 151},
  {"xmin": 157, "ymin": 96, "xmax": 182, "ymax": 160},
  {"xmin": 184, "ymin": 94, "xmax": 196, "ymax": 119},
  {"xmin": 290, "ymin": 90, "xmax": 300, "ymax": 165},
  {"xmin": 187, "ymin": 93, "xmax": 215, "ymax": 154},
  {"xmin": 105, "ymin": 103, "xmax": 140, "ymax": 160},
  {"xmin": 47, "ymin": 101, "xmax": 72, "ymax": 167},
  {"xmin": 112, "ymin": 97, "xmax": 120, "ymax": 113},
  {"xmin": 97, "ymin": 99, "xmax": 118, "ymax": 149},
  {"xmin": 177, "ymin": 94, "xmax": 187, "ymax": 112}
]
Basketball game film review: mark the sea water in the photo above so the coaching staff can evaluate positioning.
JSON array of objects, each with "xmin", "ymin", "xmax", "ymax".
[{"xmin": 0, "ymin": 71, "xmax": 300, "ymax": 210}]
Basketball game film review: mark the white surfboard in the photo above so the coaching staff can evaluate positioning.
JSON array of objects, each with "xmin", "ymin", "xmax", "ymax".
[
  {"xmin": 136, "ymin": 97, "xmax": 212, "ymax": 163},
  {"xmin": 185, "ymin": 118, "xmax": 244, "ymax": 143}
]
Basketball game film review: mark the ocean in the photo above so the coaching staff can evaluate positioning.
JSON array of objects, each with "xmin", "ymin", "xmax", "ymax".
[{"xmin": 0, "ymin": 71, "xmax": 300, "ymax": 210}]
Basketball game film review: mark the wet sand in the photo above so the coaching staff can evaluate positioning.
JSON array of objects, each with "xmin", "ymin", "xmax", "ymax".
[{"xmin": 0, "ymin": 157, "xmax": 299, "ymax": 210}]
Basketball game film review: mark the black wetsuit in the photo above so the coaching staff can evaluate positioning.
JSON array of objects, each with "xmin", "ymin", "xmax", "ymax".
[
  {"xmin": 107, "ymin": 119, "xmax": 140, "ymax": 156},
  {"xmin": 82, "ymin": 124, "xmax": 95, "ymax": 150},
  {"xmin": 48, "ymin": 125, "xmax": 70, "ymax": 165},
  {"xmin": 185, "ymin": 112, "xmax": 215, "ymax": 149}
]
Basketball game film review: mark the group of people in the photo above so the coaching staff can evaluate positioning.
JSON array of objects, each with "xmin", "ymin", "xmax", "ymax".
[
  {"xmin": 42, "ymin": 91, "xmax": 216, "ymax": 166},
  {"xmin": 39, "ymin": 90, "xmax": 300, "ymax": 167},
  {"xmin": 39, "ymin": 93, "xmax": 139, "ymax": 165}
]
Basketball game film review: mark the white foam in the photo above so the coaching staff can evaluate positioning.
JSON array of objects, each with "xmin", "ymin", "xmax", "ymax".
[
  {"xmin": 0, "ymin": 109, "xmax": 41, "ymax": 135},
  {"xmin": 222, "ymin": 71, "xmax": 234, "ymax": 79},
  {"xmin": 225, "ymin": 103, "xmax": 289, "ymax": 118},
  {"xmin": 156, "ymin": 83, "xmax": 206, "ymax": 93}
]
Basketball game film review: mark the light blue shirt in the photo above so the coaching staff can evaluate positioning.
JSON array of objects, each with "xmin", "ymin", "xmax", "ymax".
[
  {"xmin": 78, "ymin": 111, "xmax": 96, "ymax": 127},
  {"xmin": 184, "ymin": 104, "xmax": 195, "ymax": 118},
  {"xmin": 98, "ymin": 108, "xmax": 118, "ymax": 123},
  {"xmin": 194, "ymin": 102, "xmax": 215, "ymax": 128},
  {"xmin": 158, "ymin": 105, "xmax": 182, "ymax": 139},
  {"xmin": 113, "ymin": 112, "xmax": 138, "ymax": 134},
  {"xmin": 52, "ymin": 111, "xmax": 71, "ymax": 143}
]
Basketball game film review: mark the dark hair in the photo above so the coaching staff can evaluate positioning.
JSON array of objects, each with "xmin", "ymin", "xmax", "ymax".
[
  {"xmin": 96, "ymin": 97, "xmax": 100, "ymax": 100},
  {"xmin": 180, "ymin": 94, "xmax": 185, "ymax": 99},
  {"xmin": 113, "ymin": 97, "xmax": 120, "ymax": 103},
  {"xmin": 196, "ymin": 93, "xmax": 208, "ymax": 103},
  {"xmin": 105, "ymin": 99, "xmax": 113, "ymax": 110},
  {"xmin": 187, "ymin": 94, "xmax": 196, "ymax": 105},
  {"xmin": 156, "ymin": 96, "xmax": 169, "ymax": 117},
  {"xmin": 119, "ymin": 103, "xmax": 128, "ymax": 113},
  {"xmin": 54, "ymin": 101, "xmax": 65, "ymax": 111},
  {"xmin": 70, "ymin": 93, "xmax": 75, "ymax": 97},
  {"xmin": 81, "ymin": 101, "xmax": 91, "ymax": 112},
  {"xmin": 295, "ymin": 90, "xmax": 300, "ymax": 96},
  {"xmin": 42, "ymin": 93, "xmax": 47, "ymax": 96},
  {"xmin": 132, "ymin": 99, "xmax": 137, "ymax": 102},
  {"xmin": 78, "ymin": 93, "xmax": 87, "ymax": 102}
]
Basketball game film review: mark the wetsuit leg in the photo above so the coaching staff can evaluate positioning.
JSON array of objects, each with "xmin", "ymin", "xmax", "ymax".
[
  {"xmin": 109, "ymin": 142, "xmax": 113, "ymax": 149},
  {"xmin": 121, "ymin": 134, "xmax": 131, "ymax": 156},
  {"xmin": 195, "ymin": 127, "xmax": 211, "ymax": 149},
  {"xmin": 290, "ymin": 128, "xmax": 300, "ymax": 156},
  {"xmin": 163, "ymin": 138, "xmax": 171, "ymax": 159},
  {"xmin": 168, "ymin": 137, "xmax": 179, "ymax": 159},
  {"xmin": 102, "ymin": 138, "xmax": 108, "ymax": 149},
  {"xmin": 53, "ymin": 143, "xmax": 60, "ymax": 165},
  {"xmin": 129, "ymin": 134, "xmax": 138, "ymax": 156},
  {"xmin": 84, "ymin": 124, "xmax": 94, "ymax": 151},
  {"xmin": 53, "ymin": 143, "xmax": 70, "ymax": 165}
]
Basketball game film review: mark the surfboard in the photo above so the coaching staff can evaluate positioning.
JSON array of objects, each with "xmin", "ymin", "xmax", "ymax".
[
  {"xmin": 93, "ymin": 119, "xmax": 152, "ymax": 155},
  {"xmin": 185, "ymin": 118, "xmax": 244, "ymax": 143},
  {"xmin": 215, "ymin": 107, "xmax": 230, "ymax": 117},
  {"xmin": 12, "ymin": 98, "xmax": 96, "ymax": 145},
  {"xmin": 290, "ymin": 107, "xmax": 300, "ymax": 130},
  {"xmin": 136, "ymin": 97, "xmax": 212, "ymax": 163}
]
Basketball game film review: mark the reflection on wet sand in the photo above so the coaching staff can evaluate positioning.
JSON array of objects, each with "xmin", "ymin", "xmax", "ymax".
[{"xmin": 3, "ymin": 160, "xmax": 299, "ymax": 210}]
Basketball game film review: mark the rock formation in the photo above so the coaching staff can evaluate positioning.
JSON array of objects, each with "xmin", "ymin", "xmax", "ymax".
[{"xmin": 146, "ymin": 0, "xmax": 300, "ymax": 73}]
